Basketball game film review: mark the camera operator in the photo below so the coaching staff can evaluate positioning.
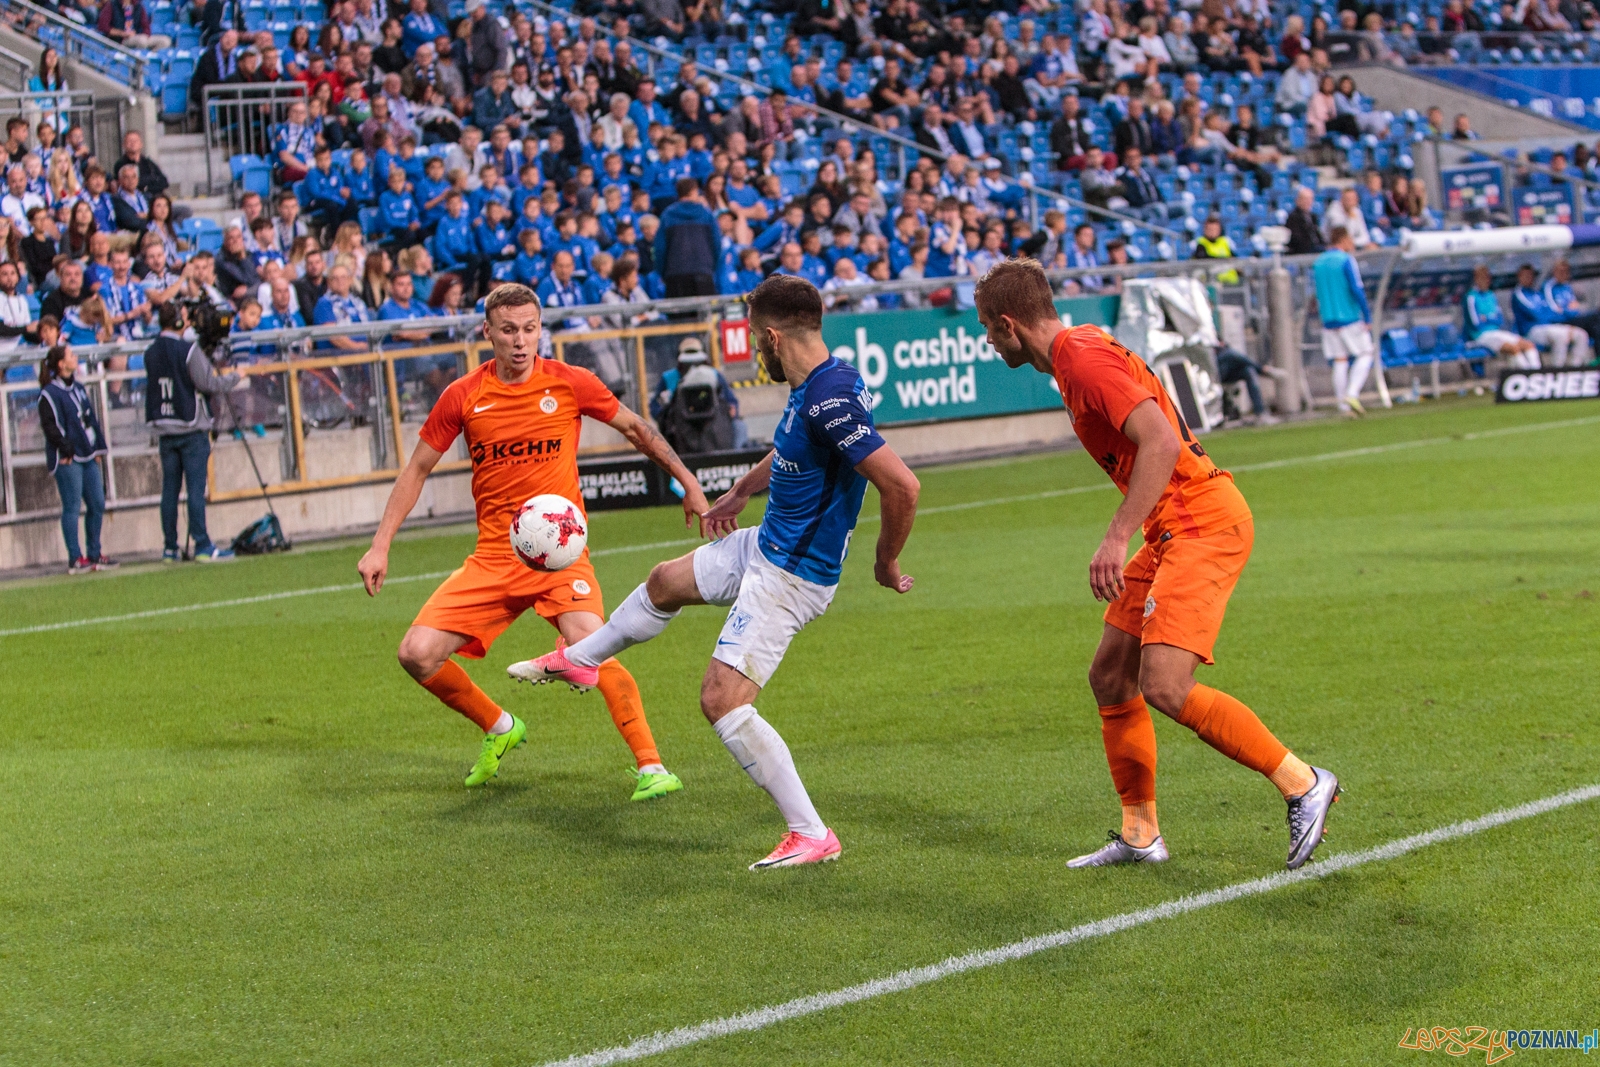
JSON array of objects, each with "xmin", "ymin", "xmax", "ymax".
[{"xmin": 144, "ymin": 301, "xmax": 249, "ymax": 562}]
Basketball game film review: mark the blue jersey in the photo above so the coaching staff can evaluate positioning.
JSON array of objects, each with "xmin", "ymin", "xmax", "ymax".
[
  {"xmin": 1312, "ymin": 249, "xmax": 1370, "ymax": 328},
  {"xmin": 758, "ymin": 357, "xmax": 887, "ymax": 586},
  {"xmin": 344, "ymin": 163, "xmax": 376, "ymax": 206},
  {"xmin": 1513, "ymin": 285, "xmax": 1562, "ymax": 334},
  {"xmin": 379, "ymin": 189, "xmax": 419, "ymax": 233},
  {"xmin": 1462, "ymin": 288, "xmax": 1505, "ymax": 340}
]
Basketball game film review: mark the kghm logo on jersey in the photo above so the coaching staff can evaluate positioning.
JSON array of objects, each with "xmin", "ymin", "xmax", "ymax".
[{"xmin": 470, "ymin": 438, "xmax": 563, "ymax": 466}]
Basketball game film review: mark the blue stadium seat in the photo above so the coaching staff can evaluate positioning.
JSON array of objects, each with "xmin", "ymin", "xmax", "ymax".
[
  {"xmin": 1382, "ymin": 327, "xmax": 1419, "ymax": 367},
  {"xmin": 358, "ymin": 207, "xmax": 380, "ymax": 236},
  {"xmin": 1411, "ymin": 325, "xmax": 1438, "ymax": 359},
  {"xmin": 161, "ymin": 82, "xmax": 190, "ymax": 118}
]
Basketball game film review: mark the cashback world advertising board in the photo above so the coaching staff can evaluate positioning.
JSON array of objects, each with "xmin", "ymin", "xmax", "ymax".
[{"xmin": 818, "ymin": 295, "xmax": 1120, "ymax": 425}]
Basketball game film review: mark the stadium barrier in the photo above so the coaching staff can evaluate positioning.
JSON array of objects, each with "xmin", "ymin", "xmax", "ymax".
[
  {"xmin": 0, "ymin": 0, "xmax": 149, "ymax": 90},
  {"xmin": 202, "ymin": 82, "xmax": 309, "ymax": 199},
  {"xmin": 11, "ymin": 248, "xmax": 1521, "ymax": 558},
  {"xmin": 0, "ymin": 89, "xmax": 121, "ymax": 163}
]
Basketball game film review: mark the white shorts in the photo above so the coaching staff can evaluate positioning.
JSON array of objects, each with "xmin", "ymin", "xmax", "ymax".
[
  {"xmin": 1321, "ymin": 322, "xmax": 1375, "ymax": 362},
  {"xmin": 1473, "ymin": 329, "xmax": 1525, "ymax": 353},
  {"xmin": 693, "ymin": 526, "xmax": 837, "ymax": 688}
]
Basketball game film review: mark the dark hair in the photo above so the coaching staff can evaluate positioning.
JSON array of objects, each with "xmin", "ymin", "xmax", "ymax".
[
  {"xmin": 39, "ymin": 344, "xmax": 70, "ymax": 388},
  {"xmin": 1327, "ymin": 225, "xmax": 1349, "ymax": 245},
  {"xmin": 676, "ymin": 176, "xmax": 700, "ymax": 198},
  {"xmin": 37, "ymin": 46, "xmax": 64, "ymax": 91},
  {"xmin": 973, "ymin": 258, "xmax": 1058, "ymax": 327},
  {"xmin": 159, "ymin": 301, "xmax": 186, "ymax": 331},
  {"xmin": 747, "ymin": 274, "xmax": 823, "ymax": 334}
]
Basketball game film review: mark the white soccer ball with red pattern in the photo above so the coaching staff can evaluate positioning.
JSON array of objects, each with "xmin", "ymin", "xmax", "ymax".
[{"xmin": 509, "ymin": 494, "xmax": 588, "ymax": 571}]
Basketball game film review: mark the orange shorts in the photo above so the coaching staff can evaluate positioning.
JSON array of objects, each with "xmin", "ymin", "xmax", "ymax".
[
  {"xmin": 1103, "ymin": 520, "xmax": 1254, "ymax": 665},
  {"xmin": 412, "ymin": 551, "xmax": 605, "ymax": 659}
]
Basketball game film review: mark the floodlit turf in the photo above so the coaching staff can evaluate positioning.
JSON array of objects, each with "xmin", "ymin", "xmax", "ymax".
[{"xmin": 2, "ymin": 397, "xmax": 1598, "ymax": 1067}]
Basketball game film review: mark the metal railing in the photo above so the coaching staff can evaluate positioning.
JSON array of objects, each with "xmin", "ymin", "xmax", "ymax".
[
  {"xmin": 0, "ymin": 0, "xmax": 149, "ymax": 90},
  {"xmin": 202, "ymin": 82, "xmax": 309, "ymax": 198},
  {"xmin": 0, "ymin": 315, "xmax": 732, "ymax": 522},
  {"xmin": 0, "ymin": 88, "xmax": 117, "ymax": 161},
  {"xmin": 0, "ymin": 41, "xmax": 32, "ymax": 88}
]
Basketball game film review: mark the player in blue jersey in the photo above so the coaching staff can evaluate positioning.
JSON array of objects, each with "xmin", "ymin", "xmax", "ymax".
[{"xmin": 506, "ymin": 275, "xmax": 921, "ymax": 870}]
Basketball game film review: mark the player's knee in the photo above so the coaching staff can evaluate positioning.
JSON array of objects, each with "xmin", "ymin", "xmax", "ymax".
[
  {"xmin": 396, "ymin": 633, "xmax": 437, "ymax": 680},
  {"xmin": 1138, "ymin": 667, "xmax": 1191, "ymax": 718},
  {"xmin": 645, "ymin": 561, "xmax": 677, "ymax": 606},
  {"xmin": 1088, "ymin": 656, "xmax": 1136, "ymax": 705}
]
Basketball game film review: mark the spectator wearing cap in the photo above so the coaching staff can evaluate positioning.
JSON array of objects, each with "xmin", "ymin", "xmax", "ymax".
[{"xmin": 650, "ymin": 336, "xmax": 745, "ymax": 446}]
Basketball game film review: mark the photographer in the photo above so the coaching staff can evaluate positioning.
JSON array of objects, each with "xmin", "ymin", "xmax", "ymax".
[{"xmin": 144, "ymin": 301, "xmax": 248, "ymax": 562}]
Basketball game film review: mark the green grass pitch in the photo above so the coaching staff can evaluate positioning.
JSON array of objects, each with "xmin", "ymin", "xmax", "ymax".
[{"xmin": 2, "ymin": 397, "xmax": 1597, "ymax": 1066}]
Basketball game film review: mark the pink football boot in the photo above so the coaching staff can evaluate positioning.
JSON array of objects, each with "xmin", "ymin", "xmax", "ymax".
[
  {"xmin": 506, "ymin": 639, "xmax": 599, "ymax": 691},
  {"xmin": 749, "ymin": 829, "xmax": 842, "ymax": 870}
]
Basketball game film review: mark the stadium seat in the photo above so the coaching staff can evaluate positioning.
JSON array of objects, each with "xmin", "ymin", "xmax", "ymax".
[
  {"xmin": 358, "ymin": 207, "xmax": 380, "ymax": 236},
  {"xmin": 1381, "ymin": 327, "xmax": 1419, "ymax": 367}
]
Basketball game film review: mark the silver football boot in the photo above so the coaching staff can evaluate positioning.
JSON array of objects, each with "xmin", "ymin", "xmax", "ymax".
[
  {"xmin": 1067, "ymin": 831, "xmax": 1170, "ymax": 868},
  {"xmin": 1285, "ymin": 767, "xmax": 1341, "ymax": 870}
]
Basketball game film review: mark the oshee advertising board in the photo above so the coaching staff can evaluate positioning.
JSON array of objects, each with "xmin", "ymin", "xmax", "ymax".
[
  {"xmin": 1495, "ymin": 367, "xmax": 1600, "ymax": 403},
  {"xmin": 819, "ymin": 296, "xmax": 1120, "ymax": 425}
]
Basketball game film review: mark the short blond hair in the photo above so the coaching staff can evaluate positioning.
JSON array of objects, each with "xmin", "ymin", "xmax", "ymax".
[{"xmin": 484, "ymin": 282, "xmax": 541, "ymax": 322}]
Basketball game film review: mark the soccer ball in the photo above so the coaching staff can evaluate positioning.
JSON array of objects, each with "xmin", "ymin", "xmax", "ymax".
[{"xmin": 509, "ymin": 494, "xmax": 588, "ymax": 571}]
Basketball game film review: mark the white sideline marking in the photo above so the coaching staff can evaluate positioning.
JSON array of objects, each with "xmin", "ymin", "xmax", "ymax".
[
  {"xmin": 4, "ymin": 412, "xmax": 1595, "ymax": 638},
  {"xmin": 539, "ymin": 784, "xmax": 1600, "ymax": 1067},
  {"xmin": 0, "ymin": 538, "xmax": 700, "ymax": 638}
]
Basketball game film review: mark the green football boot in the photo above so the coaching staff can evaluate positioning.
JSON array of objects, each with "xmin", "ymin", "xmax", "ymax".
[
  {"xmin": 628, "ymin": 767, "xmax": 684, "ymax": 802},
  {"xmin": 464, "ymin": 716, "xmax": 527, "ymax": 787}
]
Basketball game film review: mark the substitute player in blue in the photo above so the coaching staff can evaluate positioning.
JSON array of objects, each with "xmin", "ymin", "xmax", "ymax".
[
  {"xmin": 1311, "ymin": 226, "xmax": 1374, "ymax": 416},
  {"xmin": 507, "ymin": 275, "xmax": 921, "ymax": 870}
]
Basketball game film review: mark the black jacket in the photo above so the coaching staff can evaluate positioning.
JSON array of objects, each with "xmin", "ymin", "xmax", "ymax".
[
  {"xmin": 190, "ymin": 40, "xmax": 235, "ymax": 103},
  {"xmin": 41, "ymin": 284, "xmax": 85, "ymax": 324},
  {"xmin": 113, "ymin": 154, "xmax": 169, "ymax": 198},
  {"xmin": 1113, "ymin": 115, "xmax": 1153, "ymax": 157},
  {"xmin": 1050, "ymin": 114, "xmax": 1093, "ymax": 161},
  {"xmin": 1286, "ymin": 207, "xmax": 1324, "ymax": 255},
  {"xmin": 294, "ymin": 274, "xmax": 327, "ymax": 316},
  {"xmin": 21, "ymin": 233, "xmax": 57, "ymax": 289}
]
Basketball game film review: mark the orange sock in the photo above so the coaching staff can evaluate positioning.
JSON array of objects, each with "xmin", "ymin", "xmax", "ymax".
[
  {"xmin": 596, "ymin": 659, "xmax": 661, "ymax": 769},
  {"xmin": 1100, "ymin": 697, "xmax": 1161, "ymax": 847},
  {"xmin": 1175, "ymin": 684, "xmax": 1289, "ymax": 777},
  {"xmin": 1268, "ymin": 752, "xmax": 1317, "ymax": 798},
  {"xmin": 1099, "ymin": 697, "xmax": 1158, "ymax": 804},
  {"xmin": 420, "ymin": 660, "xmax": 502, "ymax": 732}
]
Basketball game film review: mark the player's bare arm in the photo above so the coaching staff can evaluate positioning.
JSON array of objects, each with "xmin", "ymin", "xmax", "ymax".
[
  {"xmin": 701, "ymin": 451, "xmax": 774, "ymax": 538},
  {"xmin": 607, "ymin": 405, "xmax": 710, "ymax": 535},
  {"xmin": 358, "ymin": 440, "xmax": 445, "ymax": 596},
  {"xmin": 1089, "ymin": 400, "xmax": 1179, "ymax": 603},
  {"xmin": 856, "ymin": 445, "xmax": 919, "ymax": 593}
]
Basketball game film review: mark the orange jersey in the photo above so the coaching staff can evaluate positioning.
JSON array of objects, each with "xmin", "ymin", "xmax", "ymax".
[
  {"xmin": 419, "ymin": 358, "xmax": 621, "ymax": 562},
  {"xmin": 1051, "ymin": 325, "xmax": 1251, "ymax": 541}
]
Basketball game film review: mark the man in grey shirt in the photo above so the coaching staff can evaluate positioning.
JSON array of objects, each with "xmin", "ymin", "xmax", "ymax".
[{"xmin": 143, "ymin": 301, "xmax": 249, "ymax": 561}]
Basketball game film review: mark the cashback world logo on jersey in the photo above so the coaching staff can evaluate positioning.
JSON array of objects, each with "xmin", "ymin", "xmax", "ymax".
[{"xmin": 821, "ymin": 296, "xmax": 1120, "ymax": 426}]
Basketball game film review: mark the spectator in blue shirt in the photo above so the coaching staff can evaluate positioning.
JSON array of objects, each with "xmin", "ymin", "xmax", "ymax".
[
  {"xmin": 415, "ymin": 156, "xmax": 451, "ymax": 231},
  {"xmin": 304, "ymin": 145, "xmax": 358, "ymax": 239},
  {"xmin": 377, "ymin": 270, "xmax": 436, "ymax": 350},
  {"xmin": 379, "ymin": 166, "xmax": 422, "ymax": 249},
  {"xmin": 311, "ymin": 263, "xmax": 371, "ymax": 352},
  {"xmin": 536, "ymin": 250, "xmax": 586, "ymax": 331},
  {"xmin": 512, "ymin": 228, "xmax": 549, "ymax": 287},
  {"xmin": 401, "ymin": 0, "xmax": 443, "ymax": 59},
  {"xmin": 431, "ymin": 191, "xmax": 479, "ymax": 283},
  {"xmin": 344, "ymin": 147, "xmax": 377, "ymax": 208},
  {"xmin": 473, "ymin": 199, "xmax": 517, "ymax": 293}
]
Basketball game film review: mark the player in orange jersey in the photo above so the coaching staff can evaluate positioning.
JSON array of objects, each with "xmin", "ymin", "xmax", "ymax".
[
  {"xmin": 357, "ymin": 283, "xmax": 711, "ymax": 797},
  {"xmin": 975, "ymin": 259, "xmax": 1340, "ymax": 871}
]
